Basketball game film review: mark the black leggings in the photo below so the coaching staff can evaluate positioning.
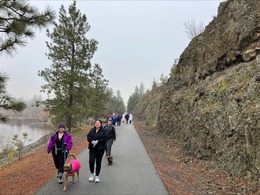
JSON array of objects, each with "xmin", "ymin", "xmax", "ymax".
[
  {"xmin": 52, "ymin": 151, "xmax": 68, "ymax": 173},
  {"xmin": 89, "ymin": 149, "xmax": 105, "ymax": 176}
]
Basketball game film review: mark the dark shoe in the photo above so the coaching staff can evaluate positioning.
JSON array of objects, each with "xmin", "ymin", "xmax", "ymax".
[{"xmin": 108, "ymin": 156, "xmax": 113, "ymax": 165}]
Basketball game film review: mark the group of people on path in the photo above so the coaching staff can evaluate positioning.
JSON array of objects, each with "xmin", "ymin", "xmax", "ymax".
[
  {"xmin": 47, "ymin": 117, "xmax": 117, "ymax": 184},
  {"xmin": 105, "ymin": 112, "xmax": 122, "ymax": 126},
  {"xmin": 105, "ymin": 112, "xmax": 133, "ymax": 126},
  {"xmin": 124, "ymin": 113, "xmax": 133, "ymax": 124}
]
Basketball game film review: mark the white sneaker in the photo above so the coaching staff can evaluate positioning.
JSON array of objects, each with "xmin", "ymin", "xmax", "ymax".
[
  {"xmin": 95, "ymin": 176, "xmax": 100, "ymax": 183},
  {"xmin": 89, "ymin": 173, "xmax": 95, "ymax": 182},
  {"xmin": 58, "ymin": 177, "xmax": 63, "ymax": 184}
]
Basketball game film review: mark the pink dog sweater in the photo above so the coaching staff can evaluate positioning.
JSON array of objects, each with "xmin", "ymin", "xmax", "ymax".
[{"xmin": 68, "ymin": 160, "xmax": 81, "ymax": 174}]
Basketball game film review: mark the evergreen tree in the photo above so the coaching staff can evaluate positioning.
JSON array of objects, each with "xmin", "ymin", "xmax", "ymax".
[
  {"xmin": 0, "ymin": 72, "xmax": 26, "ymax": 122},
  {"xmin": 139, "ymin": 82, "xmax": 145, "ymax": 96},
  {"xmin": 151, "ymin": 78, "xmax": 158, "ymax": 89},
  {"xmin": 0, "ymin": 0, "xmax": 55, "ymax": 54},
  {"xmin": 159, "ymin": 73, "xmax": 168, "ymax": 85},
  {"xmin": 0, "ymin": 0, "xmax": 54, "ymax": 122},
  {"xmin": 170, "ymin": 58, "xmax": 179, "ymax": 75},
  {"xmin": 38, "ymin": 1, "xmax": 98, "ymax": 131},
  {"xmin": 12, "ymin": 132, "xmax": 30, "ymax": 160},
  {"xmin": 127, "ymin": 82, "xmax": 145, "ymax": 113},
  {"xmin": 88, "ymin": 64, "xmax": 108, "ymax": 120},
  {"xmin": 106, "ymin": 88, "xmax": 126, "ymax": 114},
  {"xmin": 105, "ymin": 87, "xmax": 114, "ymax": 113},
  {"xmin": 114, "ymin": 90, "xmax": 126, "ymax": 114}
]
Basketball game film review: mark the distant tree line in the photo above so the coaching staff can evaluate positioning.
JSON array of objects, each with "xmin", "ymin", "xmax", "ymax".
[{"xmin": 127, "ymin": 59, "xmax": 181, "ymax": 113}]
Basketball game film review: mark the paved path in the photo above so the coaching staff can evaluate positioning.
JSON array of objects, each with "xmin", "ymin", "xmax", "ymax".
[{"xmin": 35, "ymin": 123, "xmax": 169, "ymax": 195}]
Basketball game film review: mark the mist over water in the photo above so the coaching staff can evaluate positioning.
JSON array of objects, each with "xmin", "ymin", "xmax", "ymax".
[{"xmin": 0, "ymin": 119, "xmax": 52, "ymax": 152}]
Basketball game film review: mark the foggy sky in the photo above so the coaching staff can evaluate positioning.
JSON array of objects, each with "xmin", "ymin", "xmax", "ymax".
[{"xmin": 1, "ymin": 0, "xmax": 222, "ymax": 105}]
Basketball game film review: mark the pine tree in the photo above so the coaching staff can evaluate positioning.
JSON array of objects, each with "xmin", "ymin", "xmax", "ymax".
[
  {"xmin": 106, "ymin": 88, "xmax": 126, "ymax": 115},
  {"xmin": 127, "ymin": 83, "xmax": 145, "ymax": 113},
  {"xmin": 114, "ymin": 90, "xmax": 126, "ymax": 114},
  {"xmin": 88, "ymin": 64, "xmax": 108, "ymax": 120},
  {"xmin": 0, "ymin": 0, "xmax": 54, "ymax": 121},
  {"xmin": 0, "ymin": 0, "xmax": 55, "ymax": 54},
  {"xmin": 38, "ymin": 1, "xmax": 98, "ymax": 131},
  {"xmin": 0, "ymin": 72, "xmax": 26, "ymax": 122}
]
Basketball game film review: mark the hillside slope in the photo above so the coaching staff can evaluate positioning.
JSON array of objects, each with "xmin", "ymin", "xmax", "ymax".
[{"xmin": 134, "ymin": 0, "xmax": 260, "ymax": 180}]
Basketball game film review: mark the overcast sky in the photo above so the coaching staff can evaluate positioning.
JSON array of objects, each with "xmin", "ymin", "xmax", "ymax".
[{"xmin": 1, "ymin": 0, "xmax": 222, "ymax": 105}]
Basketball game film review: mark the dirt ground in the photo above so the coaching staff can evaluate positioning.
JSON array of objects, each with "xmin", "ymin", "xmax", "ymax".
[
  {"xmin": 1, "ymin": 122, "xmax": 259, "ymax": 195},
  {"xmin": 134, "ymin": 121, "xmax": 260, "ymax": 195},
  {"xmin": 0, "ymin": 126, "xmax": 90, "ymax": 195}
]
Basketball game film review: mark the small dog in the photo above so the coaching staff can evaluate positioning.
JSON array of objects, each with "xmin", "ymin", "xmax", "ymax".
[{"xmin": 63, "ymin": 153, "xmax": 81, "ymax": 192}]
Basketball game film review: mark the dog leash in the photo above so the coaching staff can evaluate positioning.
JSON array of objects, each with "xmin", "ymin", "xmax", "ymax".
[{"xmin": 64, "ymin": 150, "xmax": 68, "ymax": 163}]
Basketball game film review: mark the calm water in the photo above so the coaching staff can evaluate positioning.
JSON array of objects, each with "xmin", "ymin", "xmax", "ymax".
[{"xmin": 0, "ymin": 119, "xmax": 52, "ymax": 152}]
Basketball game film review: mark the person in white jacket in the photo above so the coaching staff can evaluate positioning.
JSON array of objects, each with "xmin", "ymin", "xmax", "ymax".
[{"xmin": 129, "ymin": 113, "xmax": 133, "ymax": 124}]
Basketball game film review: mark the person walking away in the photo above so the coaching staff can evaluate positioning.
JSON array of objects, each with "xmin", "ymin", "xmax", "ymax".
[
  {"xmin": 116, "ymin": 114, "xmax": 122, "ymax": 126},
  {"xmin": 129, "ymin": 113, "xmax": 133, "ymax": 124},
  {"xmin": 47, "ymin": 123, "xmax": 73, "ymax": 184},
  {"xmin": 105, "ymin": 113, "xmax": 110, "ymax": 122},
  {"xmin": 124, "ymin": 113, "xmax": 129, "ymax": 124},
  {"xmin": 104, "ymin": 118, "xmax": 116, "ymax": 165},
  {"xmin": 111, "ymin": 113, "xmax": 117, "ymax": 126},
  {"xmin": 87, "ymin": 120, "xmax": 106, "ymax": 183}
]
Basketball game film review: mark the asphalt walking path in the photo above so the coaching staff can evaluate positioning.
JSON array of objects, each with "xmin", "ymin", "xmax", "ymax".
[{"xmin": 35, "ymin": 123, "xmax": 169, "ymax": 195}]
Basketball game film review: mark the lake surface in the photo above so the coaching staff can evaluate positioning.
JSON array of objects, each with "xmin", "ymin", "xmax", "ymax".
[{"xmin": 0, "ymin": 118, "xmax": 52, "ymax": 152}]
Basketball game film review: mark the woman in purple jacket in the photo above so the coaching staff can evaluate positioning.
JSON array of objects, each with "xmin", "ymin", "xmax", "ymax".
[{"xmin": 47, "ymin": 123, "xmax": 73, "ymax": 184}]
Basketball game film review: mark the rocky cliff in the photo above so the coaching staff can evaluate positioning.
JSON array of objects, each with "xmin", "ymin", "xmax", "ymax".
[{"xmin": 133, "ymin": 0, "xmax": 260, "ymax": 179}]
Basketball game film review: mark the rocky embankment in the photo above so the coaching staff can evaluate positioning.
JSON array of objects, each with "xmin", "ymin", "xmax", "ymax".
[{"xmin": 133, "ymin": 0, "xmax": 260, "ymax": 180}]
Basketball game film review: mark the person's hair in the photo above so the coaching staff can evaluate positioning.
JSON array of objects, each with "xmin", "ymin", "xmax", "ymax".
[{"xmin": 94, "ymin": 120, "xmax": 103, "ymax": 129}]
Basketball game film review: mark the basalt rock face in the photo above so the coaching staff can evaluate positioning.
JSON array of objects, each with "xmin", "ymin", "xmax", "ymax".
[
  {"xmin": 171, "ymin": 0, "xmax": 259, "ymax": 88},
  {"xmin": 158, "ymin": 58, "xmax": 260, "ymax": 179},
  {"xmin": 135, "ymin": 0, "xmax": 260, "ymax": 179},
  {"xmin": 133, "ymin": 86, "xmax": 163, "ymax": 127}
]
